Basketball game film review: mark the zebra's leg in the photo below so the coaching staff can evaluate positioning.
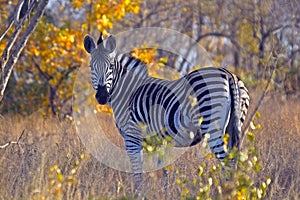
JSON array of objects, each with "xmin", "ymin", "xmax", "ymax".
[
  {"xmin": 125, "ymin": 138, "xmax": 143, "ymax": 192},
  {"xmin": 225, "ymin": 114, "xmax": 240, "ymax": 170},
  {"xmin": 206, "ymin": 133, "xmax": 232, "ymax": 180},
  {"xmin": 206, "ymin": 128, "xmax": 236, "ymax": 181},
  {"xmin": 156, "ymin": 154, "xmax": 169, "ymax": 195},
  {"xmin": 162, "ymin": 167, "xmax": 169, "ymax": 195},
  {"xmin": 209, "ymin": 137, "xmax": 226, "ymax": 161}
]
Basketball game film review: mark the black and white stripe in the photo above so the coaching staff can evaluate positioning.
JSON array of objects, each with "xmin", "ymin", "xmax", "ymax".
[{"xmin": 84, "ymin": 34, "xmax": 250, "ymax": 190}]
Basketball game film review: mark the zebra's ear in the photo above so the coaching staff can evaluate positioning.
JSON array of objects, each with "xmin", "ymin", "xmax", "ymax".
[
  {"xmin": 103, "ymin": 35, "xmax": 116, "ymax": 53},
  {"xmin": 84, "ymin": 35, "xmax": 96, "ymax": 54}
]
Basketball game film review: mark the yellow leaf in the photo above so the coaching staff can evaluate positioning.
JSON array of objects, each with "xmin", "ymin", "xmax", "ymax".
[
  {"xmin": 133, "ymin": 4, "xmax": 140, "ymax": 14},
  {"xmin": 73, "ymin": 1, "xmax": 82, "ymax": 8},
  {"xmin": 56, "ymin": 173, "xmax": 64, "ymax": 182},
  {"xmin": 69, "ymin": 34, "xmax": 75, "ymax": 43},
  {"xmin": 53, "ymin": 188, "xmax": 60, "ymax": 195},
  {"xmin": 255, "ymin": 111, "xmax": 261, "ymax": 119},
  {"xmin": 266, "ymin": 178, "xmax": 271, "ymax": 185},
  {"xmin": 184, "ymin": 188, "xmax": 189, "ymax": 194},
  {"xmin": 146, "ymin": 145, "xmax": 154, "ymax": 152},
  {"xmin": 125, "ymin": 0, "xmax": 130, "ymax": 5},
  {"xmin": 102, "ymin": 15, "xmax": 109, "ymax": 26},
  {"xmin": 198, "ymin": 116, "xmax": 204, "ymax": 125},
  {"xmin": 223, "ymin": 133, "xmax": 230, "ymax": 146}
]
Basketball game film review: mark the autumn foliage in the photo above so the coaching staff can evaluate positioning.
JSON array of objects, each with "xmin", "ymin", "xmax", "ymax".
[
  {"xmin": 0, "ymin": 0, "xmax": 139, "ymax": 116},
  {"xmin": 0, "ymin": 1, "xmax": 299, "ymax": 199}
]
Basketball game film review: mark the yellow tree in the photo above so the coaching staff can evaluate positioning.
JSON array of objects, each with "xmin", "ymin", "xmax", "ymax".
[{"xmin": 0, "ymin": 0, "xmax": 140, "ymax": 116}]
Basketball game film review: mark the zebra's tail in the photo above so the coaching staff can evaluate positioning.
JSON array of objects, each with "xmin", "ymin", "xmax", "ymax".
[
  {"xmin": 237, "ymin": 77, "xmax": 250, "ymax": 130},
  {"xmin": 227, "ymin": 73, "xmax": 250, "ymax": 151},
  {"xmin": 227, "ymin": 72, "xmax": 241, "ymax": 150},
  {"xmin": 219, "ymin": 68, "xmax": 246, "ymax": 151}
]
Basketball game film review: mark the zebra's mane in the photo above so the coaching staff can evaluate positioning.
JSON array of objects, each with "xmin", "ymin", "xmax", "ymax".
[{"xmin": 116, "ymin": 52, "xmax": 149, "ymax": 77}]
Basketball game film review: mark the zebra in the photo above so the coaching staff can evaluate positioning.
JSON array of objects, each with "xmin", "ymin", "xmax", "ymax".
[{"xmin": 83, "ymin": 33, "xmax": 250, "ymax": 190}]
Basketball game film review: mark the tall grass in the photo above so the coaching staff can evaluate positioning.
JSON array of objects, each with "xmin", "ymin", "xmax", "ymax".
[{"xmin": 0, "ymin": 94, "xmax": 299, "ymax": 199}]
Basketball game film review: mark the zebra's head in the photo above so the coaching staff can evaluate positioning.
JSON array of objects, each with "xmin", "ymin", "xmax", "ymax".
[{"xmin": 84, "ymin": 33, "xmax": 117, "ymax": 104}]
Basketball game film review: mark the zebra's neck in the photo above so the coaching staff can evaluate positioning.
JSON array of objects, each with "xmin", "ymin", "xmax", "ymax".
[
  {"xmin": 117, "ymin": 53, "xmax": 149, "ymax": 76},
  {"xmin": 108, "ymin": 53, "xmax": 152, "ymax": 109},
  {"xmin": 110, "ymin": 53, "xmax": 149, "ymax": 92}
]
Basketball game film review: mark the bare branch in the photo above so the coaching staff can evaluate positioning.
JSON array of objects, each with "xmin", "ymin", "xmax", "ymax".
[
  {"xmin": 195, "ymin": 32, "xmax": 241, "ymax": 50},
  {"xmin": 0, "ymin": 129, "xmax": 25, "ymax": 150},
  {"xmin": 0, "ymin": 18, "xmax": 14, "ymax": 42},
  {"xmin": 33, "ymin": 58, "xmax": 53, "ymax": 81},
  {"xmin": 56, "ymin": 65, "xmax": 80, "ymax": 88}
]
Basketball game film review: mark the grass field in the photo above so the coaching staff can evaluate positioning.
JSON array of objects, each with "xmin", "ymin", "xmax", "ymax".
[{"xmin": 0, "ymin": 92, "xmax": 299, "ymax": 199}]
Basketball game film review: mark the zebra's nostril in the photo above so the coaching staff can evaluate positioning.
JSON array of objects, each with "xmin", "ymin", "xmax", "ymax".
[
  {"xmin": 97, "ymin": 84, "xmax": 106, "ymax": 90},
  {"xmin": 96, "ymin": 84, "xmax": 109, "ymax": 104}
]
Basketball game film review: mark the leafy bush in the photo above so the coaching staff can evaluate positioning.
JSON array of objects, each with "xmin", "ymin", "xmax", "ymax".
[{"xmin": 172, "ymin": 112, "xmax": 271, "ymax": 200}]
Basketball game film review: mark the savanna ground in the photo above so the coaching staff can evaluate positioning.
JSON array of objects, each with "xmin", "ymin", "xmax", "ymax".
[{"xmin": 0, "ymin": 91, "xmax": 299, "ymax": 200}]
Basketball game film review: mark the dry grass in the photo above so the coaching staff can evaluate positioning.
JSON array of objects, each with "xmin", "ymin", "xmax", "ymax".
[
  {"xmin": 0, "ymin": 93, "xmax": 299, "ymax": 199},
  {"xmin": 254, "ymin": 95, "xmax": 300, "ymax": 200}
]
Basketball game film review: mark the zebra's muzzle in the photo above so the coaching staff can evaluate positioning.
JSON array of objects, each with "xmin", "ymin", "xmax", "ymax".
[{"xmin": 95, "ymin": 84, "xmax": 110, "ymax": 105}]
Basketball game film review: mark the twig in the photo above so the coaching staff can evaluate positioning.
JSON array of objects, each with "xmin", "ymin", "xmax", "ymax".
[
  {"xmin": 0, "ymin": 18, "xmax": 14, "ymax": 42},
  {"xmin": 239, "ymin": 60, "xmax": 277, "ymax": 149},
  {"xmin": 0, "ymin": 129, "xmax": 25, "ymax": 150}
]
